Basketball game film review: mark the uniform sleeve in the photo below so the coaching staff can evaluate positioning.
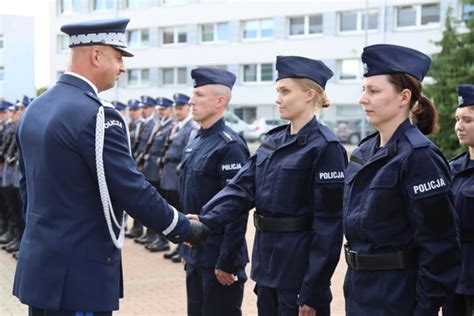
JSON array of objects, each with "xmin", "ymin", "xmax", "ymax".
[
  {"xmin": 16, "ymin": 132, "xmax": 27, "ymax": 219},
  {"xmin": 77, "ymin": 107, "xmax": 190, "ymax": 243},
  {"xmin": 297, "ymin": 142, "xmax": 347, "ymax": 309},
  {"xmin": 402, "ymin": 147, "xmax": 461, "ymax": 315},
  {"xmin": 215, "ymin": 142, "xmax": 250, "ymax": 273},
  {"xmin": 199, "ymin": 155, "xmax": 256, "ymax": 233}
]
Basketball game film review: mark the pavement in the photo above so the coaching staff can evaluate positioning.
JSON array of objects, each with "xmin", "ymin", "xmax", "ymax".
[{"xmin": 0, "ymin": 219, "xmax": 347, "ymax": 315}]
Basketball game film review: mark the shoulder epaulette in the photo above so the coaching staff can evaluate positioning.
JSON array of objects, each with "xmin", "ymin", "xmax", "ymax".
[
  {"xmin": 266, "ymin": 124, "xmax": 287, "ymax": 135},
  {"xmin": 219, "ymin": 129, "xmax": 236, "ymax": 144},
  {"xmin": 449, "ymin": 151, "xmax": 468, "ymax": 163},
  {"xmin": 405, "ymin": 127, "xmax": 430, "ymax": 148},
  {"xmin": 318, "ymin": 124, "xmax": 339, "ymax": 142},
  {"xmin": 85, "ymin": 91, "xmax": 102, "ymax": 106},
  {"xmin": 359, "ymin": 131, "xmax": 378, "ymax": 146}
]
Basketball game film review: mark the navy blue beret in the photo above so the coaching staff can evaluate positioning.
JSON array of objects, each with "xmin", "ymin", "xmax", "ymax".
[
  {"xmin": 173, "ymin": 93, "xmax": 190, "ymax": 105},
  {"xmin": 112, "ymin": 101, "xmax": 127, "ymax": 111},
  {"xmin": 458, "ymin": 84, "xmax": 474, "ymax": 108},
  {"xmin": 276, "ymin": 55, "xmax": 334, "ymax": 89},
  {"xmin": 156, "ymin": 97, "xmax": 174, "ymax": 108},
  {"xmin": 140, "ymin": 95, "xmax": 157, "ymax": 107},
  {"xmin": 60, "ymin": 18, "xmax": 133, "ymax": 57},
  {"xmin": 127, "ymin": 99, "xmax": 141, "ymax": 110},
  {"xmin": 362, "ymin": 44, "xmax": 431, "ymax": 81},
  {"xmin": 0, "ymin": 100, "xmax": 13, "ymax": 111},
  {"xmin": 191, "ymin": 68, "xmax": 236, "ymax": 89}
]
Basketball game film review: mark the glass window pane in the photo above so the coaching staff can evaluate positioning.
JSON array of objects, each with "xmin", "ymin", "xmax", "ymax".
[
  {"xmin": 163, "ymin": 68, "xmax": 174, "ymax": 84},
  {"xmin": 216, "ymin": 22, "xmax": 229, "ymax": 41},
  {"xmin": 128, "ymin": 30, "xmax": 139, "ymax": 47},
  {"xmin": 94, "ymin": 0, "xmax": 114, "ymax": 10},
  {"xmin": 0, "ymin": 35, "xmax": 3, "ymax": 49},
  {"xmin": 421, "ymin": 3, "xmax": 440, "ymax": 25},
  {"xmin": 340, "ymin": 59, "xmax": 359, "ymax": 80},
  {"xmin": 141, "ymin": 69, "xmax": 150, "ymax": 85},
  {"xmin": 201, "ymin": 24, "xmax": 214, "ymax": 42},
  {"xmin": 340, "ymin": 11, "xmax": 358, "ymax": 31},
  {"xmin": 289, "ymin": 17, "xmax": 305, "ymax": 36},
  {"xmin": 309, "ymin": 15, "xmax": 323, "ymax": 34},
  {"xmin": 362, "ymin": 11, "xmax": 378, "ymax": 30},
  {"xmin": 163, "ymin": 27, "xmax": 174, "ymax": 44},
  {"xmin": 177, "ymin": 27, "xmax": 187, "ymax": 43},
  {"xmin": 243, "ymin": 64, "xmax": 257, "ymax": 82},
  {"xmin": 141, "ymin": 29, "xmax": 150, "ymax": 46},
  {"xmin": 177, "ymin": 67, "xmax": 187, "ymax": 84},
  {"xmin": 128, "ymin": 0, "xmax": 153, "ymax": 8},
  {"xmin": 162, "ymin": 0, "xmax": 188, "ymax": 4},
  {"xmin": 72, "ymin": 0, "xmax": 82, "ymax": 12},
  {"xmin": 463, "ymin": 4, "xmax": 474, "ymax": 21},
  {"xmin": 0, "ymin": 67, "xmax": 4, "ymax": 81},
  {"xmin": 260, "ymin": 19, "xmax": 274, "ymax": 37},
  {"xmin": 128, "ymin": 69, "xmax": 139, "ymax": 86},
  {"xmin": 397, "ymin": 6, "xmax": 417, "ymax": 27},
  {"xmin": 260, "ymin": 64, "xmax": 273, "ymax": 81},
  {"xmin": 58, "ymin": 35, "xmax": 69, "ymax": 51},
  {"xmin": 243, "ymin": 20, "xmax": 258, "ymax": 39}
]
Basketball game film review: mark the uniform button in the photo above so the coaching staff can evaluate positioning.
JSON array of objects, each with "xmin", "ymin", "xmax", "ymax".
[{"xmin": 107, "ymin": 257, "xmax": 111, "ymax": 263}]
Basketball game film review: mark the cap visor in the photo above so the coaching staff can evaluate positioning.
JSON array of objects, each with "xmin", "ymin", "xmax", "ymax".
[{"xmin": 113, "ymin": 46, "xmax": 134, "ymax": 57}]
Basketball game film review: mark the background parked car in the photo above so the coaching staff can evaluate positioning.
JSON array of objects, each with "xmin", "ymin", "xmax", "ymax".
[
  {"xmin": 224, "ymin": 111, "xmax": 249, "ymax": 135},
  {"xmin": 243, "ymin": 117, "xmax": 288, "ymax": 142},
  {"xmin": 333, "ymin": 119, "xmax": 376, "ymax": 145}
]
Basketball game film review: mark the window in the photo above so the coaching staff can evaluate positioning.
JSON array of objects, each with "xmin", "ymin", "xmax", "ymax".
[
  {"xmin": 339, "ymin": 10, "xmax": 378, "ymax": 32},
  {"xmin": 94, "ymin": 0, "xmax": 115, "ymax": 11},
  {"xmin": 60, "ymin": 0, "xmax": 82, "ymax": 14},
  {"xmin": 162, "ymin": 67, "xmax": 187, "ymax": 85},
  {"xmin": 57, "ymin": 35, "xmax": 69, "ymax": 52},
  {"xmin": 162, "ymin": 26, "xmax": 187, "ymax": 45},
  {"xmin": 289, "ymin": 14, "xmax": 323, "ymax": 36},
  {"xmin": 234, "ymin": 107, "xmax": 257, "ymax": 123},
  {"xmin": 127, "ymin": 0, "xmax": 154, "ymax": 9},
  {"xmin": 338, "ymin": 59, "xmax": 363, "ymax": 81},
  {"xmin": 127, "ymin": 29, "xmax": 150, "ymax": 48},
  {"xmin": 462, "ymin": 4, "xmax": 474, "ymax": 21},
  {"xmin": 0, "ymin": 35, "xmax": 3, "ymax": 49},
  {"xmin": 200, "ymin": 22, "xmax": 229, "ymax": 42},
  {"xmin": 0, "ymin": 66, "xmax": 4, "ymax": 82},
  {"xmin": 396, "ymin": 3, "xmax": 440, "ymax": 28},
  {"xmin": 242, "ymin": 63, "xmax": 273, "ymax": 83},
  {"xmin": 161, "ymin": 0, "xmax": 189, "ymax": 4},
  {"xmin": 242, "ymin": 19, "xmax": 274, "ymax": 40},
  {"xmin": 127, "ymin": 69, "xmax": 150, "ymax": 87}
]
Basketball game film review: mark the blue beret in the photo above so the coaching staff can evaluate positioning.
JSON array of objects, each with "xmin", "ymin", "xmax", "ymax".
[
  {"xmin": 127, "ymin": 99, "xmax": 141, "ymax": 110},
  {"xmin": 362, "ymin": 44, "xmax": 431, "ymax": 81},
  {"xmin": 112, "ymin": 101, "xmax": 127, "ymax": 111},
  {"xmin": 458, "ymin": 84, "xmax": 474, "ymax": 108},
  {"xmin": 139, "ymin": 95, "xmax": 157, "ymax": 107},
  {"xmin": 191, "ymin": 68, "xmax": 236, "ymax": 89},
  {"xmin": 173, "ymin": 93, "xmax": 190, "ymax": 105},
  {"xmin": 0, "ymin": 100, "xmax": 13, "ymax": 111},
  {"xmin": 60, "ymin": 18, "xmax": 133, "ymax": 57},
  {"xmin": 156, "ymin": 97, "xmax": 174, "ymax": 108},
  {"xmin": 276, "ymin": 55, "xmax": 334, "ymax": 89}
]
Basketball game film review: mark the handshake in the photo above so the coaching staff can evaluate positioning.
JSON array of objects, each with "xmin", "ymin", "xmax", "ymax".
[{"xmin": 184, "ymin": 214, "xmax": 209, "ymax": 249}]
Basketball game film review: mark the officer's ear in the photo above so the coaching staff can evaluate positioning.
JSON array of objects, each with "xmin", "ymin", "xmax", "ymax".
[
  {"xmin": 400, "ymin": 88, "xmax": 412, "ymax": 108},
  {"xmin": 90, "ymin": 46, "xmax": 101, "ymax": 68},
  {"xmin": 305, "ymin": 88, "xmax": 317, "ymax": 104}
]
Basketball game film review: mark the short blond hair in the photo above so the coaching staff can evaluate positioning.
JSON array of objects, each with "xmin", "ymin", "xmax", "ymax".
[{"xmin": 292, "ymin": 78, "xmax": 330, "ymax": 109}]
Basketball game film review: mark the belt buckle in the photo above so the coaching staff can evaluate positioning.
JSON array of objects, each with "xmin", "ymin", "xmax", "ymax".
[{"xmin": 344, "ymin": 244, "xmax": 358, "ymax": 269}]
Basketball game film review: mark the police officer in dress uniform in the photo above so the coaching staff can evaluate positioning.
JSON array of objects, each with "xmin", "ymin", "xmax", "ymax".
[
  {"xmin": 155, "ymin": 93, "xmax": 199, "ymax": 253},
  {"xmin": 442, "ymin": 84, "xmax": 474, "ymax": 316},
  {"xmin": 179, "ymin": 68, "xmax": 250, "ymax": 316},
  {"xmin": 342, "ymin": 44, "xmax": 461, "ymax": 316},
  {"xmin": 13, "ymin": 18, "xmax": 209, "ymax": 316},
  {"xmin": 112, "ymin": 101, "xmax": 127, "ymax": 117},
  {"xmin": 194, "ymin": 56, "xmax": 347, "ymax": 316}
]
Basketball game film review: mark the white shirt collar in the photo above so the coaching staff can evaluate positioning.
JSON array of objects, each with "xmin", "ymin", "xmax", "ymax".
[
  {"xmin": 160, "ymin": 117, "xmax": 173, "ymax": 126},
  {"xmin": 177, "ymin": 115, "xmax": 192, "ymax": 129},
  {"xmin": 143, "ymin": 114, "xmax": 155, "ymax": 124},
  {"xmin": 64, "ymin": 71, "xmax": 99, "ymax": 95}
]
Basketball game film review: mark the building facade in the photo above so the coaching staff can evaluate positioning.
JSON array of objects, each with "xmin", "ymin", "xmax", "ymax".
[
  {"xmin": 50, "ymin": 0, "xmax": 470, "ymax": 125},
  {"xmin": 0, "ymin": 15, "xmax": 35, "ymax": 103}
]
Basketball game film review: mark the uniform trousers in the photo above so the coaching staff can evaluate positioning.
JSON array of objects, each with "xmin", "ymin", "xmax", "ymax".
[
  {"xmin": 443, "ymin": 294, "xmax": 474, "ymax": 316},
  {"xmin": 185, "ymin": 263, "xmax": 245, "ymax": 316},
  {"xmin": 29, "ymin": 307, "xmax": 112, "ymax": 316},
  {"xmin": 254, "ymin": 284, "xmax": 330, "ymax": 316}
]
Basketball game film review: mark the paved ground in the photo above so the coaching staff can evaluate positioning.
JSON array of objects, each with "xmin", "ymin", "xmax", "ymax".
[{"xmin": 0, "ymin": 219, "xmax": 347, "ymax": 315}]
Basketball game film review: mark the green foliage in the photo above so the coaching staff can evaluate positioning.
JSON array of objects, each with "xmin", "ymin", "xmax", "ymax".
[
  {"xmin": 426, "ymin": 1, "xmax": 474, "ymax": 159},
  {"xmin": 36, "ymin": 86, "xmax": 48, "ymax": 96}
]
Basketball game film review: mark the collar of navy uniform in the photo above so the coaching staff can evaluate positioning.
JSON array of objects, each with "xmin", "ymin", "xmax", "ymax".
[
  {"xmin": 177, "ymin": 114, "xmax": 193, "ymax": 130},
  {"xmin": 63, "ymin": 71, "xmax": 99, "ymax": 95},
  {"xmin": 286, "ymin": 116, "xmax": 317, "ymax": 145},
  {"xmin": 200, "ymin": 117, "xmax": 225, "ymax": 138},
  {"xmin": 368, "ymin": 119, "xmax": 411, "ymax": 161},
  {"xmin": 451, "ymin": 151, "xmax": 473, "ymax": 176},
  {"xmin": 143, "ymin": 113, "xmax": 155, "ymax": 124}
]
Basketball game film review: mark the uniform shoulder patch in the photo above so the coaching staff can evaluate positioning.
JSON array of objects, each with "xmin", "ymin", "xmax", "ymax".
[
  {"xmin": 405, "ymin": 127, "xmax": 430, "ymax": 149},
  {"xmin": 219, "ymin": 130, "xmax": 236, "ymax": 143},
  {"xmin": 407, "ymin": 174, "xmax": 449, "ymax": 199},
  {"xmin": 315, "ymin": 169, "xmax": 345, "ymax": 183},
  {"xmin": 85, "ymin": 91, "xmax": 102, "ymax": 106}
]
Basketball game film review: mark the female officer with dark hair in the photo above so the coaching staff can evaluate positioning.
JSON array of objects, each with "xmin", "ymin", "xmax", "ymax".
[
  {"xmin": 343, "ymin": 44, "xmax": 461, "ymax": 315},
  {"xmin": 443, "ymin": 84, "xmax": 474, "ymax": 316},
  {"xmin": 192, "ymin": 55, "xmax": 347, "ymax": 316}
]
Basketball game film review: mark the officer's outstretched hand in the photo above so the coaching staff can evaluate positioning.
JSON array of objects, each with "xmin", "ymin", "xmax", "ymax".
[{"xmin": 184, "ymin": 218, "xmax": 210, "ymax": 250}]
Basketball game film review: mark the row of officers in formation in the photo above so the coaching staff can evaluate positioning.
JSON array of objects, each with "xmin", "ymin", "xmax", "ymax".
[{"xmin": 8, "ymin": 18, "xmax": 474, "ymax": 316}]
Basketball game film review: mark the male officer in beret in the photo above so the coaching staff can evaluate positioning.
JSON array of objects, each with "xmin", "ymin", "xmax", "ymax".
[
  {"xmin": 14, "ymin": 18, "xmax": 209, "ymax": 316},
  {"xmin": 180, "ymin": 68, "xmax": 249, "ymax": 316}
]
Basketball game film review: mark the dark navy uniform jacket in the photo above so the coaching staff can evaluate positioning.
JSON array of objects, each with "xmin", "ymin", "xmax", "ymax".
[
  {"xmin": 135, "ymin": 116, "xmax": 156, "ymax": 158},
  {"xmin": 343, "ymin": 119, "xmax": 461, "ymax": 316},
  {"xmin": 160, "ymin": 118, "xmax": 198, "ymax": 191},
  {"xmin": 142, "ymin": 118, "xmax": 174, "ymax": 183},
  {"xmin": 179, "ymin": 118, "xmax": 249, "ymax": 273},
  {"xmin": 2, "ymin": 123, "xmax": 17, "ymax": 187},
  {"xmin": 13, "ymin": 74, "xmax": 191, "ymax": 312},
  {"xmin": 200, "ymin": 117, "xmax": 347, "ymax": 309},
  {"xmin": 450, "ymin": 152, "xmax": 474, "ymax": 296}
]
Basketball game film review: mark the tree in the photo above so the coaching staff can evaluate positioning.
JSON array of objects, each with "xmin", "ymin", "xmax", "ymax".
[
  {"xmin": 426, "ymin": 0, "xmax": 474, "ymax": 159},
  {"xmin": 36, "ymin": 86, "xmax": 48, "ymax": 96}
]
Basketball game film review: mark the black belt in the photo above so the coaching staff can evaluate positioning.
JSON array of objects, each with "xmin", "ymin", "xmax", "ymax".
[
  {"xmin": 344, "ymin": 244, "xmax": 417, "ymax": 271},
  {"xmin": 461, "ymin": 230, "xmax": 474, "ymax": 242},
  {"xmin": 253, "ymin": 212, "xmax": 313, "ymax": 232}
]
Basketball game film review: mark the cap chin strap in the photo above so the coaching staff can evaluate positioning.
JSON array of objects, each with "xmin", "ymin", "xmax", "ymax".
[{"xmin": 96, "ymin": 105, "xmax": 128, "ymax": 249}]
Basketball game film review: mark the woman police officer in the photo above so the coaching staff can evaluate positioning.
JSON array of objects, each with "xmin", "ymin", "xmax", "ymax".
[
  {"xmin": 442, "ymin": 84, "xmax": 474, "ymax": 316},
  {"xmin": 192, "ymin": 55, "xmax": 347, "ymax": 316},
  {"xmin": 343, "ymin": 44, "xmax": 461, "ymax": 315}
]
